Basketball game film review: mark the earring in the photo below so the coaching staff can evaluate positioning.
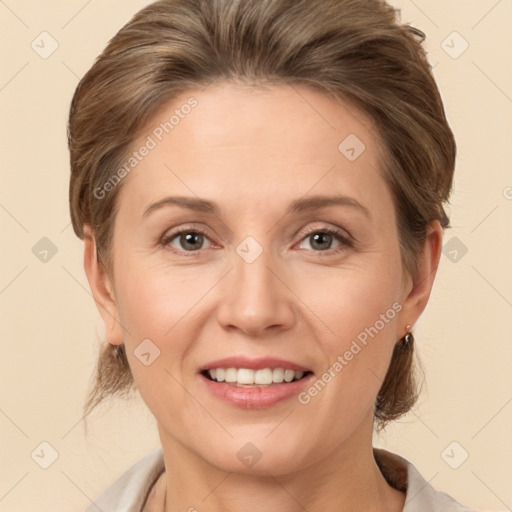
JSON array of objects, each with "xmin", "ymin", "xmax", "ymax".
[{"xmin": 404, "ymin": 324, "xmax": 413, "ymax": 345}]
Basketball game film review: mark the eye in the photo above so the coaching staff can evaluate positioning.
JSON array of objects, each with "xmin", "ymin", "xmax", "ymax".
[
  {"xmin": 297, "ymin": 227, "xmax": 353, "ymax": 254},
  {"xmin": 161, "ymin": 225, "xmax": 353, "ymax": 256},
  {"xmin": 162, "ymin": 228, "xmax": 212, "ymax": 254}
]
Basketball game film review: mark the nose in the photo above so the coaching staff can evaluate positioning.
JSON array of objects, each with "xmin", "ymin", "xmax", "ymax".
[{"xmin": 216, "ymin": 244, "xmax": 296, "ymax": 337}]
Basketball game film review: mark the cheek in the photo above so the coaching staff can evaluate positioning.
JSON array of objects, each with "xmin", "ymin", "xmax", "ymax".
[
  {"xmin": 112, "ymin": 258, "xmax": 224, "ymax": 396},
  {"xmin": 113, "ymin": 264, "xmax": 202, "ymax": 414},
  {"xmin": 296, "ymin": 286, "xmax": 401, "ymax": 441},
  {"xmin": 323, "ymin": 285, "xmax": 399, "ymax": 390},
  {"xmin": 114, "ymin": 255, "xmax": 205, "ymax": 337},
  {"xmin": 298, "ymin": 253, "xmax": 402, "ymax": 399},
  {"xmin": 300, "ymin": 256, "xmax": 401, "ymax": 343}
]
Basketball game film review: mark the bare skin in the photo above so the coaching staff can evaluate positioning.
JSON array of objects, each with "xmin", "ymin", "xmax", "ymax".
[{"xmin": 84, "ymin": 82, "xmax": 442, "ymax": 512}]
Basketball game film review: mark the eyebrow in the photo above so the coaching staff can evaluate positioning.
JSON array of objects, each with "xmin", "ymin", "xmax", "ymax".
[{"xmin": 142, "ymin": 194, "xmax": 371, "ymax": 220}]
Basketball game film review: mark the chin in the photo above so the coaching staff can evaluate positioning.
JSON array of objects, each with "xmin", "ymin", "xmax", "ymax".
[
  {"xmin": 193, "ymin": 428, "xmax": 317, "ymax": 477},
  {"xmin": 207, "ymin": 447, "xmax": 307, "ymax": 477}
]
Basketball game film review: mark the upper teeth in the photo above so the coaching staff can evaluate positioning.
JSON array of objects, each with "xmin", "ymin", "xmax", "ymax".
[{"xmin": 207, "ymin": 368, "xmax": 304, "ymax": 385}]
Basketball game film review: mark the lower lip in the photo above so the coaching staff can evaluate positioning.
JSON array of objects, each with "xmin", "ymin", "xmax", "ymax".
[{"xmin": 200, "ymin": 373, "xmax": 314, "ymax": 409}]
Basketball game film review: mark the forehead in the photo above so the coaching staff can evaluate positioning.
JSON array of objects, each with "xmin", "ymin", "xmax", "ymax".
[{"xmin": 115, "ymin": 82, "xmax": 391, "ymax": 222}]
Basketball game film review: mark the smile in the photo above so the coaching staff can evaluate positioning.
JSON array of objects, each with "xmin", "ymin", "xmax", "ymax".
[
  {"xmin": 199, "ymin": 357, "xmax": 315, "ymax": 408},
  {"xmin": 202, "ymin": 367, "xmax": 311, "ymax": 387}
]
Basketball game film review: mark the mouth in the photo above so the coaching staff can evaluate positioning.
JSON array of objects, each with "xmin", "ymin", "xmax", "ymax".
[
  {"xmin": 201, "ymin": 367, "xmax": 313, "ymax": 387},
  {"xmin": 198, "ymin": 357, "xmax": 315, "ymax": 409}
]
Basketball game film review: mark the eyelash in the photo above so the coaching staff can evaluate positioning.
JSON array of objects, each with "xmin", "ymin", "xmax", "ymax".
[{"xmin": 161, "ymin": 225, "xmax": 354, "ymax": 257}]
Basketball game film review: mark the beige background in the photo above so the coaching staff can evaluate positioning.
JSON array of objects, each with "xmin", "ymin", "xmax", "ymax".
[{"xmin": 1, "ymin": 0, "xmax": 511, "ymax": 510}]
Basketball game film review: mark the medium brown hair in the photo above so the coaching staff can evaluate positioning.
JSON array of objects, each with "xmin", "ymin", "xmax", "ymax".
[{"xmin": 68, "ymin": 0, "xmax": 456, "ymax": 429}]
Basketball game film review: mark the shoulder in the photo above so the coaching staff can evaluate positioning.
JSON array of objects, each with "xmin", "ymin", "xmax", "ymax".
[
  {"xmin": 85, "ymin": 447, "xmax": 165, "ymax": 512},
  {"xmin": 373, "ymin": 447, "xmax": 492, "ymax": 512}
]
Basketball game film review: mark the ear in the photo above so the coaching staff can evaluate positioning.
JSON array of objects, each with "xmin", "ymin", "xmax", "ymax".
[
  {"xmin": 83, "ymin": 226, "xmax": 124, "ymax": 346},
  {"xmin": 397, "ymin": 220, "xmax": 443, "ymax": 338}
]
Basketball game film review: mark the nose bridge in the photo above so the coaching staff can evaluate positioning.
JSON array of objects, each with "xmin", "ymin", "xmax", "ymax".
[{"xmin": 216, "ymin": 235, "xmax": 295, "ymax": 335}]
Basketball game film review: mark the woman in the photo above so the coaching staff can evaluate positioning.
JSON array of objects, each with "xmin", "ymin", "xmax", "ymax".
[{"xmin": 68, "ymin": 0, "xmax": 484, "ymax": 510}]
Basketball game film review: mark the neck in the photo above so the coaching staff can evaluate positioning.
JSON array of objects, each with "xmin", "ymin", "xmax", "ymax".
[{"xmin": 156, "ymin": 417, "xmax": 405, "ymax": 512}]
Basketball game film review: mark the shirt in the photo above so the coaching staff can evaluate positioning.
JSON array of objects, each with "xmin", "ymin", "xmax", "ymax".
[{"xmin": 85, "ymin": 446, "xmax": 488, "ymax": 512}]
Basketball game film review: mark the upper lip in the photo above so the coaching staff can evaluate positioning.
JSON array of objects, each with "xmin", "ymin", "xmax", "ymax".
[{"xmin": 200, "ymin": 356, "xmax": 312, "ymax": 373}]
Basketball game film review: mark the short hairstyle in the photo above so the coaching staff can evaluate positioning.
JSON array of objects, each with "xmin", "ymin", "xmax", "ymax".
[{"xmin": 67, "ymin": 0, "xmax": 456, "ymax": 429}]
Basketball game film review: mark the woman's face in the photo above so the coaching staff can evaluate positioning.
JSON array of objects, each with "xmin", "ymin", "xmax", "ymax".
[{"xmin": 87, "ymin": 83, "xmax": 439, "ymax": 475}]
